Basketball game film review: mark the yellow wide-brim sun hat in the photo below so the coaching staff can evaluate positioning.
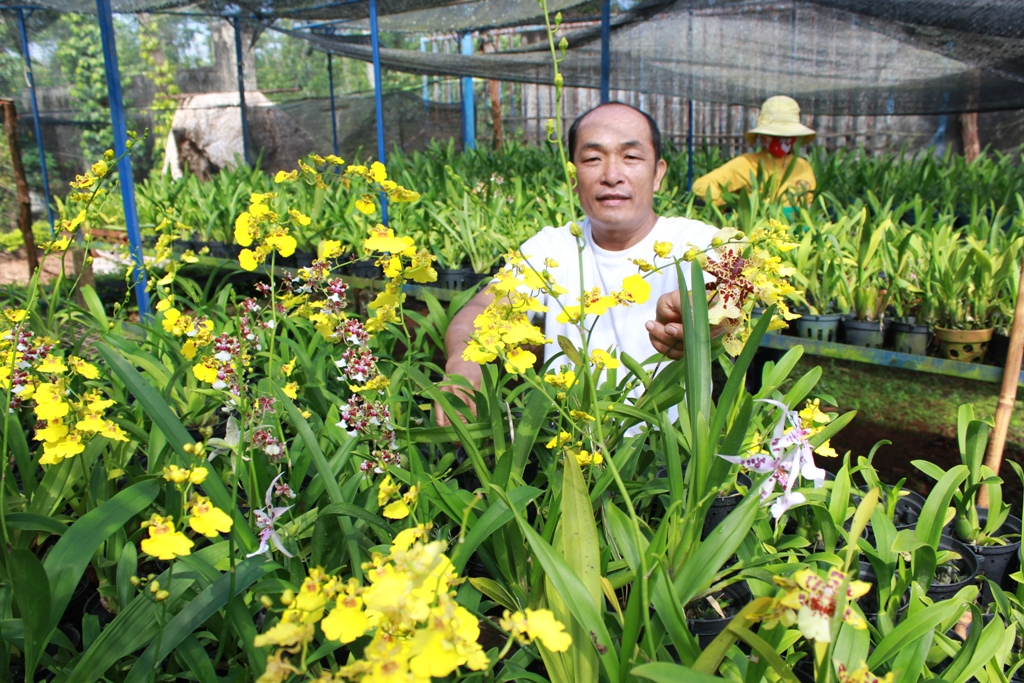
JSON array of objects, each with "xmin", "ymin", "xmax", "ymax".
[{"xmin": 745, "ymin": 95, "xmax": 817, "ymax": 145}]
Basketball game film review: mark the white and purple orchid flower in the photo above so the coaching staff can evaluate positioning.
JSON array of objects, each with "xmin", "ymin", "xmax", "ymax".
[
  {"xmin": 246, "ymin": 472, "xmax": 294, "ymax": 558},
  {"xmin": 718, "ymin": 399, "xmax": 826, "ymax": 519}
]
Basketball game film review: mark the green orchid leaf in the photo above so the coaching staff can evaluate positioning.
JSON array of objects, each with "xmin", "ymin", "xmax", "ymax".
[
  {"xmin": 8, "ymin": 549, "xmax": 51, "ymax": 682},
  {"xmin": 44, "ymin": 479, "xmax": 159, "ymax": 633},
  {"xmin": 633, "ymin": 662, "xmax": 727, "ymax": 682}
]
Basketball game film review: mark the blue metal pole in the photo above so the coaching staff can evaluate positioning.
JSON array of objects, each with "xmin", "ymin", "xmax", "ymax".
[
  {"xmin": 368, "ymin": 0, "xmax": 388, "ymax": 225},
  {"xmin": 460, "ymin": 33, "xmax": 475, "ymax": 151},
  {"xmin": 419, "ymin": 37, "xmax": 428, "ymax": 104},
  {"xmin": 327, "ymin": 52, "xmax": 339, "ymax": 159},
  {"xmin": 687, "ymin": 99, "xmax": 694, "ymax": 192},
  {"xmin": 16, "ymin": 8, "xmax": 55, "ymax": 235},
  {"xmin": 600, "ymin": 0, "xmax": 610, "ymax": 103},
  {"xmin": 95, "ymin": 0, "xmax": 150, "ymax": 317},
  {"xmin": 232, "ymin": 16, "xmax": 253, "ymax": 166}
]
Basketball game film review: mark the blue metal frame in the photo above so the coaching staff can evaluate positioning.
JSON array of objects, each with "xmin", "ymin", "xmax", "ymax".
[
  {"xmin": 419, "ymin": 37, "xmax": 429, "ymax": 105},
  {"xmin": 460, "ymin": 33, "xmax": 475, "ymax": 151},
  {"xmin": 95, "ymin": 0, "xmax": 150, "ymax": 317},
  {"xmin": 759, "ymin": 333, "xmax": 1024, "ymax": 387},
  {"xmin": 327, "ymin": 52, "xmax": 340, "ymax": 159},
  {"xmin": 232, "ymin": 15, "xmax": 254, "ymax": 166},
  {"xmin": 16, "ymin": 7, "xmax": 55, "ymax": 235},
  {"xmin": 368, "ymin": 0, "xmax": 388, "ymax": 224},
  {"xmin": 600, "ymin": 0, "xmax": 610, "ymax": 103}
]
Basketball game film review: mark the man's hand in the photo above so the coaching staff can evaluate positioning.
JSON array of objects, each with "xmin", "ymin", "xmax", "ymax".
[
  {"xmin": 645, "ymin": 290, "xmax": 725, "ymax": 360},
  {"xmin": 435, "ymin": 359, "xmax": 482, "ymax": 427},
  {"xmin": 436, "ymin": 289, "xmax": 494, "ymax": 427},
  {"xmin": 646, "ymin": 290, "xmax": 686, "ymax": 359}
]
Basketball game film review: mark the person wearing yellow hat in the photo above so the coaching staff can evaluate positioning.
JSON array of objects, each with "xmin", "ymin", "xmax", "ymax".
[{"xmin": 691, "ymin": 95, "xmax": 817, "ymax": 207}]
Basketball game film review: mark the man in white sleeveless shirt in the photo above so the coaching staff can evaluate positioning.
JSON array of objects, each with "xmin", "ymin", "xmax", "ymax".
[{"xmin": 437, "ymin": 102, "xmax": 719, "ymax": 426}]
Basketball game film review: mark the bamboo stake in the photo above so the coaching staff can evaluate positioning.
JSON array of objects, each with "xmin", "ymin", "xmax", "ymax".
[{"xmin": 979, "ymin": 260, "xmax": 1024, "ymax": 508}]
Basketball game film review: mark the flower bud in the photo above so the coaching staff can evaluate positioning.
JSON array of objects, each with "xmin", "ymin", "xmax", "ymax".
[
  {"xmin": 130, "ymin": 575, "xmax": 140, "ymax": 587},
  {"xmin": 149, "ymin": 580, "xmax": 161, "ymax": 593},
  {"xmin": 558, "ymin": 36, "xmax": 569, "ymax": 51},
  {"xmin": 183, "ymin": 443, "xmax": 194, "ymax": 453},
  {"xmin": 260, "ymin": 595, "xmax": 274, "ymax": 608},
  {"xmin": 146, "ymin": 573, "xmax": 155, "ymax": 581},
  {"xmin": 570, "ymin": 222, "xmax": 583, "ymax": 238},
  {"xmin": 155, "ymin": 590, "xmax": 169, "ymax": 602},
  {"xmin": 554, "ymin": 73, "xmax": 564, "ymax": 88},
  {"xmin": 545, "ymin": 119, "xmax": 556, "ymax": 136},
  {"xmin": 281, "ymin": 589, "xmax": 295, "ymax": 606},
  {"xmin": 711, "ymin": 237, "xmax": 723, "ymax": 248},
  {"xmin": 554, "ymin": 11, "xmax": 562, "ymax": 25}
]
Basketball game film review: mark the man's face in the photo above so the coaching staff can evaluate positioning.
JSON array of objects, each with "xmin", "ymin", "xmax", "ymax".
[{"xmin": 572, "ymin": 105, "xmax": 667, "ymax": 236}]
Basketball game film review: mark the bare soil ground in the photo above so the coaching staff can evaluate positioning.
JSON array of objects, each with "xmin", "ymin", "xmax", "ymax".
[{"xmin": 0, "ymin": 248, "xmax": 62, "ymax": 285}]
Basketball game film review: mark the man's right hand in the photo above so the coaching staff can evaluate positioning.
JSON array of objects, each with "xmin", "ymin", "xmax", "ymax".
[
  {"xmin": 436, "ymin": 288, "xmax": 496, "ymax": 427},
  {"xmin": 435, "ymin": 359, "xmax": 483, "ymax": 427}
]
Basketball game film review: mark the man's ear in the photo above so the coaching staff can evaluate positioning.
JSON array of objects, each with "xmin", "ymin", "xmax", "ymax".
[{"xmin": 653, "ymin": 158, "xmax": 668, "ymax": 192}]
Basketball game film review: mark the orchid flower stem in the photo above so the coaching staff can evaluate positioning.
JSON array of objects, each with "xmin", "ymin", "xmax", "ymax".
[
  {"xmin": 78, "ymin": 440, "xmax": 91, "ymax": 508},
  {"xmin": 0, "ymin": 255, "xmax": 47, "ymax": 547},
  {"xmin": 152, "ymin": 561, "xmax": 172, "ymax": 681},
  {"xmin": 585, "ymin": 369, "xmax": 656, "ymax": 662},
  {"xmin": 267, "ymin": 253, "xmax": 278, "ymax": 381},
  {"xmin": 0, "ymin": 350, "xmax": 15, "ymax": 547}
]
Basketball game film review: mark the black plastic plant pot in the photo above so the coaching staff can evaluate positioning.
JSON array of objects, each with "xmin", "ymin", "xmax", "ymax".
[
  {"xmin": 965, "ymin": 508, "xmax": 1022, "ymax": 603},
  {"xmin": 435, "ymin": 267, "xmax": 469, "ymax": 290},
  {"xmin": 686, "ymin": 581, "xmax": 752, "ymax": 650},
  {"xmin": 842, "ymin": 319, "xmax": 886, "ymax": 348},
  {"xmin": 927, "ymin": 535, "xmax": 980, "ymax": 601},
  {"xmin": 857, "ymin": 561, "xmax": 909, "ymax": 626},
  {"xmin": 792, "ymin": 658, "xmax": 816, "ymax": 683},
  {"xmin": 208, "ymin": 242, "xmax": 233, "ymax": 259},
  {"xmin": 794, "ymin": 313, "xmax": 842, "ymax": 343},
  {"xmin": 893, "ymin": 490, "xmax": 927, "ymax": 532},
  {"xmin": 989, "ymin": 332, "xmax": 1010, "ymax": 367},
  {"xmin": 890, "ymin": 321, "xmax": 931, "ymax": 356},
  {"xmin": 702, "ymin": 473, "xmax": 754, "ymax": 539},
  {"xmin": 463, "ymin": 269, "xmax": 498, "ymax": 290},
  {"xmin": 349, "ymin": 258, "xmax": 381, "ymax": 280}
]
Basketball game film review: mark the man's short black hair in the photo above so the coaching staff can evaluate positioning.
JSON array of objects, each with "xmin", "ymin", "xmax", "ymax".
[{"xmin": 567, "ymin": 101, "xmax": 662, "ymax": 164}]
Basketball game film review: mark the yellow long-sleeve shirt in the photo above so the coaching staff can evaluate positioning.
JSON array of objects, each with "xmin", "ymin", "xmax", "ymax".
[{"xmin": 691, "ymin": 150, "xmax": 816, "ymax": 206}]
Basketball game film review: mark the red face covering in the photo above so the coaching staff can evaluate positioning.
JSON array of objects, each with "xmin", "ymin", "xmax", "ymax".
[{"xmin": 764, "ymin": 136, "xmax": 796, "ymax": 158}]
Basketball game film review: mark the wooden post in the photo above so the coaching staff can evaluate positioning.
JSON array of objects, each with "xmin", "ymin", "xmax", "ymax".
[
  {"xmin": 961, "ymin": 111, "xmax": 980, "ymax": 163},
  {"xmin": 1, "ymin": 98, "xmax": 38, "ymax": 277},
  {"xmin": 482, "ymin": 39, "xmax": 504, "ymax": 149},
  {"xmin": 979, "ymin": 260, "xmax": 1024, "ymax": 508}
]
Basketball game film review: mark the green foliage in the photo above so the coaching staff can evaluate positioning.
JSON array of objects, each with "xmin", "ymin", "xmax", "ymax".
[
  {"xmin": 0, "ymin": 222, "xmax": 56, "ymax": 252},
  {"xmin": 138, "ymin": 16, "xmax": 181, "ymax": 162},
  {"xmin": 3, "ymin": 78, "xmax": 1023, "ymax": 683},
  {"xmin": 54, "ymin": 14, "xmax": 113, "ymax": 162}
]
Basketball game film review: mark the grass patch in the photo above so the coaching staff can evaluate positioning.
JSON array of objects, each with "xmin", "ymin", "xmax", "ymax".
[{"xmin": 801, "ymin": 357, "xmax": 1024, "ymax": 444}]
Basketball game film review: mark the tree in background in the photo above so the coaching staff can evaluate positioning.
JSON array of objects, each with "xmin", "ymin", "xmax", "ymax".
[
  {"xmin": 55, "ymin": 13, "xmax": 113, "ymax": 162},
  {"xmin": 139, "ymin": 14, "xmax": 180, "ymax": 166}
]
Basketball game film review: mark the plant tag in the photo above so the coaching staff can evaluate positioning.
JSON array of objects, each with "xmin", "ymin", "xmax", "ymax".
[{"xmin": 706, "ymin": 594, "xmax": 726, "ymax": 619}]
